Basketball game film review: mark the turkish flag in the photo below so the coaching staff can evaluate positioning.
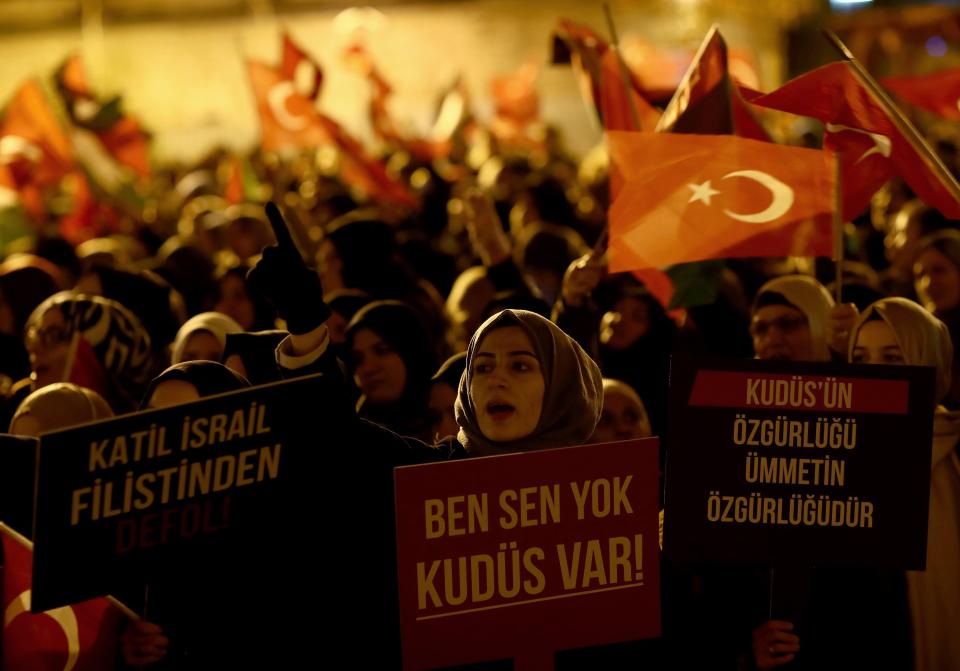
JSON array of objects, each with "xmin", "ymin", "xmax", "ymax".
[
  {"xmin": 882, "ymin": 68, "xmax": 960, "ymax": 121},
  {"xmin": 607, "ymin": 131, "xmax": 834, "ymax": 271},
  {"xmin": 750, "ymin": 61, "xmax": 960, "ymax": 220},
  {"xmin": 1, "ymin": 524, "xmax": 122, "ymax": 671},
  {"xmin": 654, "ymin": 27, "xmax": 769, "ymax": 141},
  {"xmin": 246, "ymin": 59, "xmax": 335, "ymax": 152},
  {"xmin": 279, "ymin": 32, "xmax": 323, "ymax": 101}
]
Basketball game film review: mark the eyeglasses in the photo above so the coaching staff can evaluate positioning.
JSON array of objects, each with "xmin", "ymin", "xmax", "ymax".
[
  {"xmin": 25, "ymin": 325, "xmax": 71, "ymax": 349},
  {"xmin": 749, "ymin": 315, "xmax": 807, "ymax": 338}
]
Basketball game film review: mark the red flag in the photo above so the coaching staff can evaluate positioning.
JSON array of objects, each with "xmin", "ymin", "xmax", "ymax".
[
  {"xmin": 750, "ymin": 60, "xmax": 960, "ymax": 220},
  {"xmin": 1, "ymin": 524, "xmax": 122, "ymax": 671},
  {"xmin": 54, "ymin": 55, "xmax": 150, "ymax": 177},
  {"xmin": 553, "ymin": 19, "xmax": 660, "ymax": 132},
  {"xmin": 655, "ymin": 26, "xmax": 769, "ymax": 141},
  {"xmin": 882, "ymin": 69, "xmax": 960, "ymax": 121},
  {"xmin": 343, "ymin": 43, "xmax": 450, "ymax": 161},
  {"xmin": 246, "ymin": 59, "xmax": 335, "ymax": 152},
  {"xmin": 247, "ymin": 54, "xmax": 417, "ymax": 208},
  {"xmin": 279, "ymin": 32, "xmax": 323, "ymax": 101},
  {"xmin": 0, "ymin": 80, "xmax": 74, "ymax": 188},
  {"xmin": 224, "ymin": 155, "xmax": 245, "ymax": 205},
  {"xmin": 490, "ymin": 61, "xmax": 545, "ymax": 153},
  {"xmin": 607, "ymin": 131, "xmax": 835, "ymax": 271}
]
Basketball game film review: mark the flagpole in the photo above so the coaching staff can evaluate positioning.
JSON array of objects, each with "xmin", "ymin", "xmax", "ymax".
[
  {"xmin": 602, "ymin": 2, "xmax": 642, "ymax": 132},
  {"xmin": 822, "ymin": 30, "xmax": 960, "ymax": 205},
  {"xmin": 833, "ymin": 150, "xmax": 843, "ymax": 304}
]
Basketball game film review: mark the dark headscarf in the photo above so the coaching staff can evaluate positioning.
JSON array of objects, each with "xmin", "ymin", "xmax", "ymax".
[
  {"xmin": 0, "ymin": 255, "xmax": 64, "ymax": 334},
  {"xmin": 140, "ymin": 361, "xmax": 250, "ymax": 409},
  {"xmin": 221, "ymin": 330, "xmax": 288, "ymax": 386},
  {"xmin": 346, "ymin": 300, "xmax": 438, "ymax": 438},
  {"xmin": 455, "ymin": 309, "xmax": 602, "ymax": 456},
  {"xmin": 0, "ymin": 256, "xmax": 64, "ymax": 379},
  {"xmin": 91, "ymin": 266, "xmax": 182, "ymax": 349}
]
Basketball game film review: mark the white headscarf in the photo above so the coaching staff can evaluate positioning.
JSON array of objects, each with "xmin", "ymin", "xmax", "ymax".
[{"xmin": 171, "ymin": 312, "xmax": 243, "ymax": 364}]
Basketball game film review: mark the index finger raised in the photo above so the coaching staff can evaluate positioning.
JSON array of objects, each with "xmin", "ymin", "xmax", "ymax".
[{"xmin": 265, "ymin": 201, "xmax": 298, "ymax": 255}]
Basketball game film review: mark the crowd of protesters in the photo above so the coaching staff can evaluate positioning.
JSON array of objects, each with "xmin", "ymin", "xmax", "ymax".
[{"xmin": 1, "ymin": 41, "xmax": 960, "ymax": 670}]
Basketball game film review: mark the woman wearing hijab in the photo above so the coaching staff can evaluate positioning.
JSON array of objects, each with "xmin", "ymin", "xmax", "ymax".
[
  {"xmin": 20, "ymin": 292, "xmax": 153, "ymax": 414},
  {"xmin": 9, "ymin": 382, "xmax": 113, "ymax": 437},
  {"xmin": 753, "ymin": 298, "xmax": 958, "ymax": 671},
  {"xmin": 750, "ymin": 275, "xmax": 836, "ymax": 362},
  {"xmin": 170, "ymin": 312, "xmax": 244, "ymax": 365},
  {"xmin": 850, "ymin": 298, "xmax": 960, "ymax": 671},
  {"xmin": 345, "ymin": 300, "xmax": 439, "ymax": 441}
]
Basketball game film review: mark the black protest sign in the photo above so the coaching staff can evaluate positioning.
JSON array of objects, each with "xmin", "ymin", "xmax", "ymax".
[
  {"xmin": 31, "ymin": 373, "xmax": 335, "ymax": 612},
  {"xmin": 0, "ymin": 434, "xmax": 37, "ymax": 538},
  {"xmin": 664, "ymin": 357, "xmax": 935, "ymax": 569}
]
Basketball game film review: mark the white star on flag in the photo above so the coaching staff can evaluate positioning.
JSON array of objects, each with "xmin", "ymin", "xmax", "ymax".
[{"xmin": 687, "ymin": 180, "xmax": 721, "ymax": 205}]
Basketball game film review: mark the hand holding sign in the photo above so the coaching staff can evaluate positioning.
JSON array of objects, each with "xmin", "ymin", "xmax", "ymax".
[{"xmin": 248, "ymin": 202, "xmax": 330, "ymax": 334}]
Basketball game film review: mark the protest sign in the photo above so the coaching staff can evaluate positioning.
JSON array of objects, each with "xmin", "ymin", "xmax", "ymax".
[
  {"xmin": 0, "ymin": 434, "xmax": 37, "ymax": 538},
  {"xmin": 395, "ymin": 438, "xmax": 660, "ymax": 671},
  {"xmin": 664, "ymin": 357, "xmax": 935, "ymax": 569},
  {"xmin": 31, "ymin": 373, "xmax": 334, "ymax": 612}
]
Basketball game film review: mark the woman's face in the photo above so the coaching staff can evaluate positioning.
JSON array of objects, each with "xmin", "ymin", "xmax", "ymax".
[
  {"xmin": 591, "ymin": 388, "xmax": 651, "ymax": 443},
  {"xmin": 215, "ymin": 275, "xmax": 256, "ymax": 331},
  {"xmin": 428, "ymin": 381, "xmax": 459, "ymax": 441},
  {"xmin": 147, "ymin": 379, "xmax": 201, "ymax": 409},
  {"xmin": 600, "ymin": 296, "xmax": 650, "ymax": 351},
  {"xmin": 750, "ymin": 305, "xmax": 814, "ymax": 362},
  {"xmin": 914, "ymin": 247, "xmax": 960, "ymax": 314},
  {"xmin": 469, "ymin": 326, "xmax": 545, "ymax": 443},
  {"xmin": 180, "ymin": 330, "xmax": 223, "ymax": 363},
  {"xmin": 26, "ymin": 306, "xmax": 71, "ymax": 389},
  {"xmin": 851, "ymin": 319, "xmax": 905, "ymax": 365},
  {"xmin": 351, "ymin": 328, "xmax": 407, "ymax": 405}
]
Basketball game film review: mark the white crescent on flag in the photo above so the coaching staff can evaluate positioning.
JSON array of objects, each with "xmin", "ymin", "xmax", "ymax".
[
  {"xmin": 721, "ymin": 170, "xmax": 795, "ymax": 224},
  {"xmin": 4, "ymin": 589, "xmax": 80, "ymax": 671},
  {"xmin": 824, "ymin": 122, "xmax": 892, "ymax": 164},
  {"xmin": 267, "ymin": 81, "xmax": 308, "ymax": 131}
]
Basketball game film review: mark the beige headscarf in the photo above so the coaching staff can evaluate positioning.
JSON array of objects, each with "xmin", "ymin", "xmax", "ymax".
[
  {"xmin": 10, "ymin": 382, "xmax": 113, "ymax": 435},
  {"xmin": 850, "ymin": 297, "xmax": 960, "ymax": 670},
  {"xmin": 455, "ymin": 310, "xmax": 603, "ymax": 456},
  {"xmin": 754, "ymin": 275, "xmax": 835, "ymax": 361},
  {"xmin": 849, "ymin": 297, "xmax": 953, "ymax": 403},
  {"xmin": 171, "ymin": 311, "xmax": 244, "ymax": 364}
]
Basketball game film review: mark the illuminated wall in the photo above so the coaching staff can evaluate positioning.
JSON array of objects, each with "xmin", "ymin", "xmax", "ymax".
[{"xmin": 0, "ymin": 0, "xmax": 797, "ymax": 164}]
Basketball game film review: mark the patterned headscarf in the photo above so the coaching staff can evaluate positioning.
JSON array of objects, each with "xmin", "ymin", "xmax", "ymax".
[{"xmin": 27, "ymin": 291, "xmax": 153, "ymax": 392}]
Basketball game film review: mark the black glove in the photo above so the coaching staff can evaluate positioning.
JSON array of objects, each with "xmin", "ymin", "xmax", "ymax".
[{"xmin": 247, "ymin": 202, "xmax": 330, "ymax": 335}]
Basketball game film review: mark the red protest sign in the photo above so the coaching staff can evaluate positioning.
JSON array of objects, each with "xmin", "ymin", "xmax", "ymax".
[{"xmin": 394, "ymin": 439, "xmax": 660, "ymax": 670}]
